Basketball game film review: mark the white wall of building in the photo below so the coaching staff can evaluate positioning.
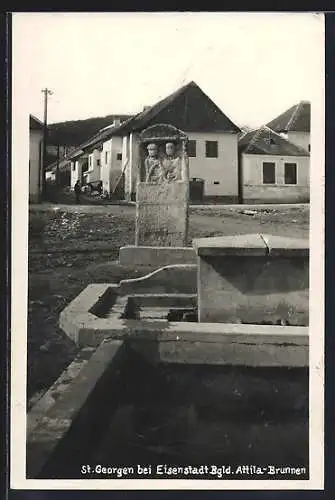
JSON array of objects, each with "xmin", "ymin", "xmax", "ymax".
[
  {"xmin": 125, "ymin": 132, "xmax": 140, "ymax": 200},
  {"xmin": 101, "ymin": 137, "xmax": 124, "ymax": 195},
  {"xmin": 186, "ymin": 131, "xmax": 239, "ymax": 199},
  {"xmin": 280, "ymin": 131, "xmax": 310, "ymax": 152},
  {"xmin": 29, "ymin": 129, "xmax": 43, "ymax": 203},
  {"xmin": 241, "ymin": 153, "xmax": 310, "ymax": 203},
  {"xmin": 70, "ymin": 160, "xmax": 79, "ymax": 189},
  {"xmin": 123, "ymin": 130, "xmax": 239, "ymax": 201},
  {"xmin": 101, "ymin": 139, "xmax": 112, "ymax": 194},
  {"xmin": 85, "ymin": 149, "xmax": 101, "ymax": 183},
  {"xmin": 110, "ymin": 136, "xmax": 123, "ymax": 194},
  {"xmin": 70, "ymin": 157, "xmax": 88, "ymax": 189},
  {"xmin": 122, "ymin": 135, "xmax": 131, "ymax": 199}
]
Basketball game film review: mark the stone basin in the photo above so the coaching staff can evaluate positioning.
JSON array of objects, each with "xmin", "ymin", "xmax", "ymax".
[
  {"xmin": 45, "ymin": 235, "xmax": 309, "ymax": 481},
  {"xmin": 27, "ymin": 338, "xmax": 309, "ymax": 480}
]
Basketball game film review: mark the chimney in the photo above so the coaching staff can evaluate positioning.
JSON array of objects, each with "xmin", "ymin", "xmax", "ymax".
[{"xmin": 113, "ymin": 118, "xmax": 121, "ymax": 127}]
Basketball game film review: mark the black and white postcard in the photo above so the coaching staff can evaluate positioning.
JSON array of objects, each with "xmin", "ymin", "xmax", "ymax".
[{"xmin": 10, "ymin": 11, "xmax": 324, "ymax": 491}]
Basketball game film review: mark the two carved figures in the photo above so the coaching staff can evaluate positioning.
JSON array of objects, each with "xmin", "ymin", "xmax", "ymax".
[{"xmin": 139, "ymin": 124, "xmax": 189, "ymax": 185}]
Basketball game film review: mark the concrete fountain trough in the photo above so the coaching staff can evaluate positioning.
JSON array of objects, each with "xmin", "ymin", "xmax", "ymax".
[
  {"xmin": 27, "ymin": 233, "xmax": 309, "ymax": 480},
  {"xmin": 59, "ymin": 233, "xmax": 309, "ymax": 349},
  {"xmin": 26, "ymin": 337, "xmax": 309, "ymax": 480}
]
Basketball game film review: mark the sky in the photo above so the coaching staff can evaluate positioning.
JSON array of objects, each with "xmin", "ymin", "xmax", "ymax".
[{"xmin": 12, "ymin": 12, "xmax": 324, "ymax": 128}]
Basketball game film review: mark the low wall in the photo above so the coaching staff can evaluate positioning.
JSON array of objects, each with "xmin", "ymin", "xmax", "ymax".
[
  {"xmin": 119, "ymin": 264, "xmax": 197, "ymax": 295},
  {"xmin": 242, "ymin": 185, "xmax": 310, "ymax": 204},
  {"xmin": 119, "ymin": 246, "xmax": 196, "ymax": 267},
  {"xmin": 26, "ymin": 339, "xmax": 126, "ymax": 478},
  {"xmin": 193, "ymin": 234, "xmax": 309, "ymax": 325}
]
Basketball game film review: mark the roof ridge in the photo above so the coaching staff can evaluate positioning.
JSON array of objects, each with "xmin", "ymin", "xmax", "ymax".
[
  {"xmin": 242, "ymin": 125, "xmax": 309, "ymax": 156},
  {"xmin": 286, "ymin": 102, "xmax": 302, "ymax": 131},
  {"xmin": 245, "ymin": 127, "xmax": 264, "ymax": 153},
  {"xmin": 138, "ymin": 80, "xmax": 193, "ymax": 121}
]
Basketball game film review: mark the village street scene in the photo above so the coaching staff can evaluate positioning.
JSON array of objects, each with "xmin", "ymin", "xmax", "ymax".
[{"xmin": 13, "ymin": 12, "xmax": 323, "ymax": 483}]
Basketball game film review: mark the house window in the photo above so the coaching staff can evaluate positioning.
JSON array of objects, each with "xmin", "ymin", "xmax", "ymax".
[
  {"xmin": 262, "ymin": 162, "xmax": 276, "ymax": 184},
  {"xmin": 213, "ymin": 181, "xmax": 220, "ymax": 185},
  {"xmin": 105, "ymin": 151, "xmax": 108, "ymax": 164},
  {"xmin": 97, "ymin": 159, "xmax": 101, "ymax": 166},
  {"xmin": 187, "ymin": 140, "xmax": 196, "ymax": 157},
  {"xmin": 89, "ymin": 157, "xmax": 92, "ymax": 167},
  {"xmin": 308, "ymin": 144, "xmax": 311, "ymax": 152},
  {"xmin": 72, "ymin": 163, "xmax": 76, "ymax": 171},
  {"xmin": 284, "ymin": 163, "xmax": 297, "ymax": 184},
  {"xmin": 205, "ymin": 140, "xmax": 218, "ymax": 158},
  {"xmin": 117, "ymin": 153, "xmax": 122, "ymax": 161}
]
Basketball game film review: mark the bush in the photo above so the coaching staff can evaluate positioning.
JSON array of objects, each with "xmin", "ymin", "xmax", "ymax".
[{"xmin": 29, "ymin": 214, "xmax": 46, "ymax": 238}]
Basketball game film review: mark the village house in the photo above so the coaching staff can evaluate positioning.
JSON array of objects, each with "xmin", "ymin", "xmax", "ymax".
[
  {"xmin": 117, "ymin": 81, "xmax": 241, "ymax": 202},
  {"xmin": 69, "ymin": 118, "xmax": 126, "ymax": 193},
  {"xmin": 29, "ymin": 115, "xmax": 44, "ymax": 203},
  {"xmin": 238, "ymin": 126, "xmax": 310, "ymax": 204},
  {"xmin": 70, "ymin": 81, "xmax": 241, "ymax": 202},
  {"xmin": 266, "ymin": 101, "xmax": 311, "ymax": 152}
]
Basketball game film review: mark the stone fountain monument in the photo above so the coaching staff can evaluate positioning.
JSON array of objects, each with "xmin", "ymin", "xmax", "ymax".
[
  {"xmin": 135, "ymin": 123, "xmax": 190, "ymax": 246},
  {"xmin": 119, "ymin": 123, "xmax": 195, "ymax": 266}
]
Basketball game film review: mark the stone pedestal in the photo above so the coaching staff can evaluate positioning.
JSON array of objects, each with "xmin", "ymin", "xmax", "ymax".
[
  {"xmin": 135, "ymin": 181, "xmax": 189, "ymax": 247},
  {"xmin": 193, "ymin": 234, "xmax": 309, "ymax": 326}
]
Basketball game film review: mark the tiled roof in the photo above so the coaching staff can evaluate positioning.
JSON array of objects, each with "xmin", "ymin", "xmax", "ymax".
[
  {"xmin": 238, "ymin": 126, "xmax": 310, "ymax": 156},
  {"xmin": 67, "ymin": 117, "xmax": 134, "ymax": 159},
  {"xmin": 266, "ymin": 101, "xmax": 311, "ymax": 133},
  {"xmin": 76, "ymin": 123, "xmax": 121, "ymax": 152},
  {"xmin": 30, "ymin": 114, "xmax": 44, "ymax": 131},
  {"xmin": 78, "ymin": 81, "xmax": 241, "ymax": 152}
]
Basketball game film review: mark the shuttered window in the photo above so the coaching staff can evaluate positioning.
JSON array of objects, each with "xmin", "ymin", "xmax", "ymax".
[
  {"xmin": 284, "ymin": 163, "xmax": 297, "ymax": 184},
  {"xmin": 187, "ymin": 140, "xmax": 197, "ymax": 157},
  {"xmin": 262, "ymin": 162, "xmax": 276, "ymax": 184},
  {"xmin": 205, "ymin": 141, "xmax": 218, "ymax": 158}
]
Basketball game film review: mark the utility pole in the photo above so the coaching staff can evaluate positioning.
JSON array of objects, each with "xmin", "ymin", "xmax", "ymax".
[{"xmin": 41, "ymin": 88, "xmax": 53, "ymax": 198}]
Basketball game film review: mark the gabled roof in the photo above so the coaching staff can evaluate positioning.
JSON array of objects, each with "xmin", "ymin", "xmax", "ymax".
[
  {"xmin": 114, "ymin": 81, "xmax": 241, "ymax": 134},
  {"xmin": 76, "ymin": 123, "xmax": 121, "ymax": 152},
  {"xmin": 78, "ymin": 81, "xmax": 241, "ymax": 152},
  {"xmin": 30, "ymin": 114, "xmax": 44, "ymax": 131},
  {"xmin": 266, "ymin": 101, "xmax": 311, "ymax": 133},
  {"xmin": 238, "ymin": 126, "xmax": 310, "ymax": 156}
]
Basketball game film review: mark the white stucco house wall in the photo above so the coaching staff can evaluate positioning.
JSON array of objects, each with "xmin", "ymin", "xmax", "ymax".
[
  {"xmin": 186, "ymin": 131, "xmax": 238, "ymax": 199},
  {"xmin": 68, "ymin": 119, "xmax": 128, "ymax": 196},
  {"xmin": 120, "ymin": 130, "xmax": 239, "ymax": 201},
  {"xmin": 266, "ymin": 101, "xmax": 311, "ymax": 152},
  {"xmin": 70, "ymin": 154, "xmax": 88, "ymax": 189},
  {"xmin": 70, "ymin": 148, "xmax": 101, "ymax": 187},
  {"xmin": 29, "ymin": 115, "xmax": 44, "ymax": 203},
  {"xmin": 100, "ymin": 135, "xmax": 123, "ymax": 195},
  {"xmin": 238, "ymin": 126, "xmax": 310, "ymax": 204}
]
